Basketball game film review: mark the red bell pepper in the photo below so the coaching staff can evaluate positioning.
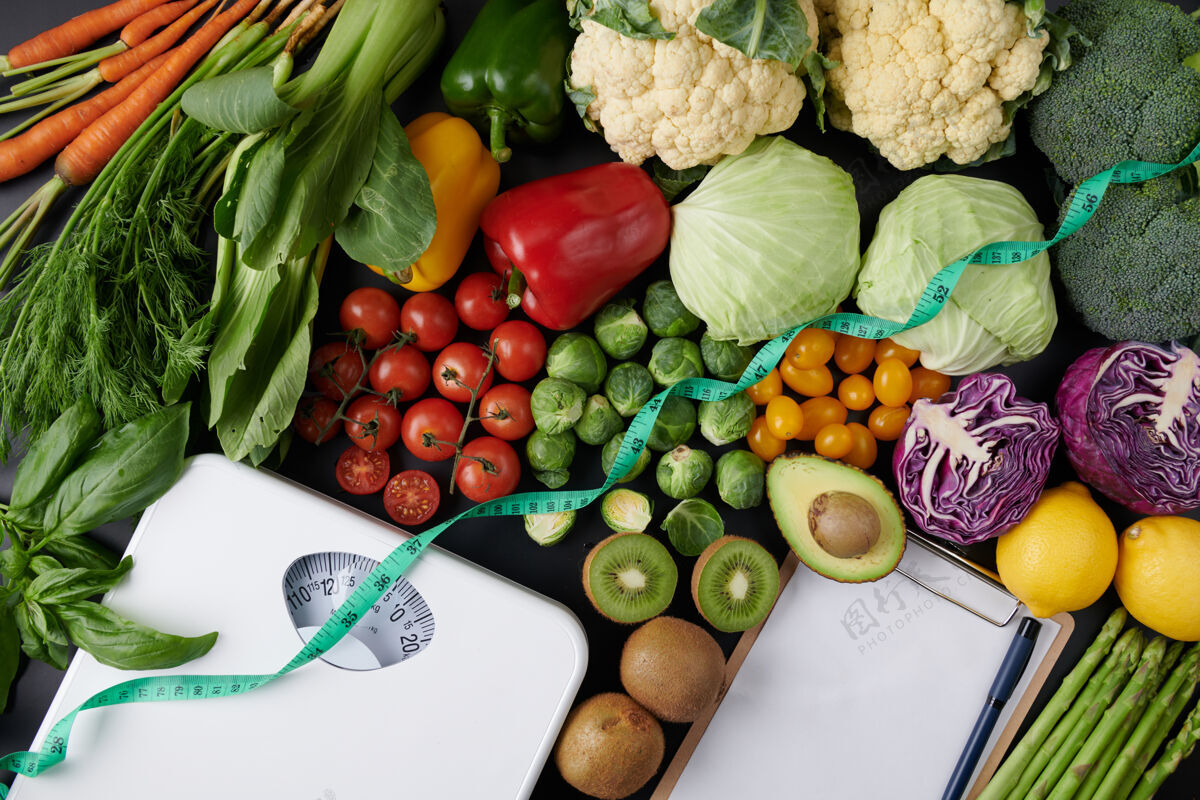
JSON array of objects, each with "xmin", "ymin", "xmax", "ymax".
[{"xmin": 479, "ymin": 162, "xmax": 671, "ymax": 331}]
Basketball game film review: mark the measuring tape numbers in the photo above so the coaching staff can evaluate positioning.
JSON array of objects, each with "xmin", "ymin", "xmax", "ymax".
[{"xmin": 3, "ymin": 140, "xmax": 1197, "ymax": 796}]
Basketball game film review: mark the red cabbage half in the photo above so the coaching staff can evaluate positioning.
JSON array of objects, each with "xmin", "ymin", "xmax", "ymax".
[
  {"xmin": 1057, "ymin": 341, "xmax": 1200, "ymax": 515},
  {"xmin": 893, "ymin": 373, "xmax": 1060, "ymax": 545}
]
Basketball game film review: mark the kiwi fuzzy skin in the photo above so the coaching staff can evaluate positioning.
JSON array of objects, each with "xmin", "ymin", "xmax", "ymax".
[
  {"xmin": 620, "ymin": 617, "xmax": 726, "ymax": 723},
  {"xmin": 553, "ymin": 692, "xmax": 665, "ymax": 800}
]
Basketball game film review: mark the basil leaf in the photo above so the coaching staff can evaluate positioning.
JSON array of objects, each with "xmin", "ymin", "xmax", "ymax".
[
  {"xmin": 695, "ymin": 0, "xmax": 812, "ymax": 68},
  {"xmin": 9, "ymin": 397, "xmax": 102, "ymax": 518},
  {"xmin": 181, "ymin": 67, "xmax": 299, "ymax": 134},
  {"xmin": 334, "ymin": 104, "xmax": 436, "ymax": 279},
  {"xmin": 20, "ymin": 599, "xmax": 50, "ymax": 643},
  {"xmin": 0, "ymin": 537, "xmax": 30, "ymax": 581},
  {"xmin": 14, "ymin": 602, "xmax": 69, "ymax": 670},
  {"xmin": 26, "ymin": 557, "xmax": 133, "ymax": 606},
  {"xmin": 41, "ymin": 404, "xmax": 190, "ymax": 539},
  {"xmin": 567, "ymin": 0, "xmax": 674, "ymax": 39},
  {"xmin": 57, "ymin": 601, "xmax": 217, "ymax": 671},
  {"xmin": 40, "ymin": 535, "xmax": 121, "ymax": 571},
  {"xmin": 29, "ymin": 555, "xmax": 64, "ymax": 576},
  {"xmin": 0, "ymin": 603, "xmax": 19, "ymax": 711},
  {"xmin": 652, "ymin": 160, "xmax": 711, "ymax": 202}
]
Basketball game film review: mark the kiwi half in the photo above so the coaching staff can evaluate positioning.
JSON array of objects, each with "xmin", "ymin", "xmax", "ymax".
[
  {"xmin": 583, "ymin": 532, "xmax": 679, "ymax": 624},
  {"xmin": 691, "ymin": 536, "xmax": 780, "ymax": 633}
]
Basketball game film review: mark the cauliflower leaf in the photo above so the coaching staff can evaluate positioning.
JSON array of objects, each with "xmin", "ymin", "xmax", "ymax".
[
  {"xmin": 567, "ymin": 0, "xmax": 675, "ymax": 39},
  {"xmin": 695, "ymin": 0, "xmax": 814, "ymax": 68}
]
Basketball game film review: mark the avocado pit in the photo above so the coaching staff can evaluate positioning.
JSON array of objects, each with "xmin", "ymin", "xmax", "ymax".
[{"xmin": 808, "ymin": 490, "xmax": 881, "ymax": 559}]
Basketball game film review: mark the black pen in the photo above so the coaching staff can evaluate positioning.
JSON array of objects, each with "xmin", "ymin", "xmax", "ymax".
[{"xmin": 942, "ymin": 617, "xmax": 1043, "ymax": 800}]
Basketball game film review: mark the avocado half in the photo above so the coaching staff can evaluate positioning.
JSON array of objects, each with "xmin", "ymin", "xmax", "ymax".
[{"xmin": 766, "ymin": 455, "xmax": 906, "ymax": 583}]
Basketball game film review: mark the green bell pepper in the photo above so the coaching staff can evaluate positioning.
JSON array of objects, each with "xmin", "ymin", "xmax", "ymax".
[{"xmin": 440, "ymin": 0, "xmax": 577, "ymax": 163}]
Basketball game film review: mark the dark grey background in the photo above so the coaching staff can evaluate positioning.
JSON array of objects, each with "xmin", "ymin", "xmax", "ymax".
[{"xmin": 2, "ymin": 1, "xmax": 1199, "ymax": 798}]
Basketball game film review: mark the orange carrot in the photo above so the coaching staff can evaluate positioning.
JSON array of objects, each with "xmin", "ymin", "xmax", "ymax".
[
  {"xmin": 100, "ymin": 0, "xmax": 219, "ymax": 83},
  {"xmin": 119, "ymin": 0, "xmax": 202, "ymax": 47},
  {"xmin": 56, "ymin": 0, "xmax": 259, "ymax": 186},
  {"xmin": 4, "ymin": 0, "xmax": 170, "ymax": 70},
  {"xmin": 0, "ymin": 52, "xmax": 171, "ymax": 183}
]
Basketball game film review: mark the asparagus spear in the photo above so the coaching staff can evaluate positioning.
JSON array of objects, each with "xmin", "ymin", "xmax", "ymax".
[
  {"xmin": 1127, "ymin": 697, "xmax": 1200, "ymax": 800},
  {"xmin": 1009, "ymin": 629, "xmax": 1143, "ymax": 800},
  {"xmin": 977, "ymin": 609, "xmax": 1127, "ymax": 800},
  {"xmin": 1045, "ymin": 637, "xmax": 1168, "ymax": 800},
  {"xmin": 1098, "ymin": 643, "xmax": 1200, "ymax": 800}
]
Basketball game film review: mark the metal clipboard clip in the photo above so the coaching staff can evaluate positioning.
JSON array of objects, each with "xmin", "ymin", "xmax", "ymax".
[{"xmin": 894, "ymin": 531, "xmax": 1021, "ymax": 627}]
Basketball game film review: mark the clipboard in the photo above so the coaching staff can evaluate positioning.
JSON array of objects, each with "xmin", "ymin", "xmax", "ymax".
[{"xmin": 653, "ymin": 541, "xmax": 1073, "ymax": 799}]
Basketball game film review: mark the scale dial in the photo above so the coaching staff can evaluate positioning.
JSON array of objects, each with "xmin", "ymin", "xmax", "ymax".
[{"xmin": 283, "ymin": 551, "xmax": 435, "ymax": 671}]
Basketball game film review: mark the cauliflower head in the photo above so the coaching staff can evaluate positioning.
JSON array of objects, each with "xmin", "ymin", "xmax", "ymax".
[
  {"xmin": 569, "ymin": 0, "xmax": 819, "ymax": 170},
  {"xmin": 814, "ymin": 0, "xmax": 1049, "ymax": 170}
]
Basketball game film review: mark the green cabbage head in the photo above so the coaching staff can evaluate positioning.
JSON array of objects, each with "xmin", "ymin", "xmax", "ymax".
[
  {"xmin": 854, "ymin": 175, "xmax": 1057, "ymax": 375},
  {"xmin": 669, "ymin": 136, "xmax": 860, "ymax": 345}
]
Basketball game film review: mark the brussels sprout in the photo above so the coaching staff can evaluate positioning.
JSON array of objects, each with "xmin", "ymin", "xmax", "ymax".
[
  {"xmin": 575, "ymin": 395, "xmax": 623, "ymax": 446},
  {"xmin": 534, "ymin": 469, "xmax": 570, "ymax": 489},
  {"xmin": 698, "ymin": 392, "xmax": 755, "ymax": 446},
  {"xmin": 604, "ymin": 362, "xmax": 655, "ymax": 418},
  {"xmin": 600, "ymin": 489, "xmax": 654, "ymax": 533},
  {"xmin": 661, "ymin": 498, "xmax": 724, "ymax": 556},
  {"xmin": 545, "ymin": 333, "xmax": 608, "ymax": 394},
  {"xmin": 602, "ymin": 432, "xmax": 651, "ymax": 483},
  {"xmin": 644, "ymin": 280, "xmax": 700, "ymax": 338},
  {"xmin": 647, "ymin": 395, "xmax": 696, "ymax": 451},
  {"xmin": 700, "ymin": 332, "xmax": 756, "ymax": 382},
  {"xmin": 656, "ymin": 445, "xmax": 713, "ymax": 499},
  {"xmin": 525, "ymin": 510, "xmax": 576, "ymax": 546},
  {"xmin": 594, "ymin": 300, "xmax": 648, "ymax": 360},
  {"xmin": 530, "ymin": 378, "xmax": 586, "ymax": 434},
  {"xmin": 715, "ymin": 450, "xmax": 765, "ymax": 510},
  {"xmin": 526, "ymin": 428, "xmax": 576, "ymax": 472},
  {"xmin": 648, "ymin": 338, "xmax": 704, "ymax": 387}
]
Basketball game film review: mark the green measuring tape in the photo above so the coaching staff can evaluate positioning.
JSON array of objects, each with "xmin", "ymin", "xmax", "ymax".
[{"xmin": 3, "ymin": 141, "xmax": 1197, "ymax": 795}]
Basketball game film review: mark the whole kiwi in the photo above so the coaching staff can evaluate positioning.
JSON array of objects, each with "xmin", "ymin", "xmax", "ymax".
[
  {"xmin": 553, "ymin": 692, "xmax": 665, "ymax": 799},
  {"xmin": 620, "ymin": 617, "xmax": 726, "ymax": 723}
]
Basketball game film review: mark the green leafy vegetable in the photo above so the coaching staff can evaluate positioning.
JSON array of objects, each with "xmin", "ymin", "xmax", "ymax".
[
  {"xmin": 546, "ymin": 333, "xmax": 608, "ymax": 394},
  {"xmin": 662, "ymin": 498, "xmax": 725, "ymax": 556},
  {"xmin": 648, "ymin": 337, "xmax": 704, "ymax": 387},
  {"xmin": 8, "ymin": 397, "xmax": 101, "ymax": 527},
  {"xmin": 57, "ymin": 602, "xmax": 217, "ymax": 671},
  {"xmin": 698, "ymin": 393, "xmax": 755, "ymax": 446},
  {"xmin": 180, "ymin": 66, "xmax": 299, "ymax": 134},
  {"xmin": 644, "ymin": 280, "xmax": 700, "ymax": 338},
  {"xmin": 700, "ymin": 332, "xmax": 755, "ymax": 382},
  {"xmin": 695, "ymin": 0, "xmax": 812, "ymax": 68},
  {"xmin": 526, "ymin": 429, "xmax": 577, "ymax": 473},
  {"xmin": 575, "ymin": 395, "xmax": 624, "ymax": 446},
  {"xmin": 25, "ymin": 557, "xmax": 133, "ymax": 606},
  {"xmin": 531, "ymin": 378, "xmax": 588, "ymax": 434},
  {"xmin": 656, "ymin": 445, "xmax": 713, "ymax": 500},
  {"xmin": 651, "ymin": 160, "xmax": 711, "ymax": 203},
  {"xmin": 567, "ymin": 0, "xmax": 675, "ymax": 39},
  {"xmin": 715, "ymin": 450, "xmax": 765, "ymax": 509},
  {"xmin": 604, "ymin": 362, "xmax": 655, "ymax": 417},
  {"xmin": 594, "ymin": 300, "xmax": 648, "ymax": 360}
]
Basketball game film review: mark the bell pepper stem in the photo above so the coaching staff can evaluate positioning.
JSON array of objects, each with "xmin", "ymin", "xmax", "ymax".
[
  {"xmin": 505, "ymin": 265, "xmax": 525, "ymax": 309},
  {"xmin": 488, "ymin": 106, "xmax": 512, "ymax": 163}
]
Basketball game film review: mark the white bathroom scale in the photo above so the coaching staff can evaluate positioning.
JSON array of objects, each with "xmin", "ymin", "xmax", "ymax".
[{"xmin": 10, "ymin": 454, "xmax": 588, "ymax": 799}]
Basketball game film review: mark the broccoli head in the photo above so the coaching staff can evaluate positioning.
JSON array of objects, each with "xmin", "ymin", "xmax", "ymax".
[
  {"xmin": 1028, "ymin": 0, "xmax": 1200, "ymax": 184},
  {"xmin": 1054, "ymin": 166, "xmax": 1200, "ymax": 343}
]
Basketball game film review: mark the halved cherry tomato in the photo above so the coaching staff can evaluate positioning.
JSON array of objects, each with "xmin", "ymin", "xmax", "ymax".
[
  {"xmin": 764, "ymin": 395, "xmax": 804, "ymax": 440},
  {"xmin": 344, "ymin": 395, "xmax": 403, "ymax": 452},
  {"xmin": 909, "ymin": 366, "xmax": 951, "ymax": 403},
  {"xmin": 746, "ymin": 369, "xmax": 783, "ymax": 405},
  {"xmin": 798, "ymin": 396, "xmax": 848, "ymax": 440},
  {"xmin": 293, "ymin": 397, "xmax": 341, "ymax": 444},
  {"xmin": 844, "ymin": 423, "xmax": 878, "ymax": 470},
  {"xmin": 400, "ymin": 292, "xmax": 458, "ymax": 352},
  {"xmin": 780, "ymin": 362, "xmax": 834, "ymax": 397},
  {"xmin": 309, "ymin": 341, "xmax": 365, "ymax": 401},
  {"xmin": 834, "ymin": 335, "xmax": 875, "ymax": 374},
  {"xmin": 785, "ymin": 328, "xmax": 837, "ymax": 370},
  {"xmin": 747, "ymin": 416, "xmax": 786, "ymax": 461},
  {"xmin": 340, "ymin": 287, "xmax": 401, "ymax": 349},
  {"xmin": 837, "ymin": 374, "xmax": 875, "ymax": 411},
  {"xmin": 868, "ymin": 404, "xmax": 911, "ymax": 441},
  {"xmin": 455, "ymin": 437, "xmax": 520, "ymax": 502},
  {"xmin": 383, "ymin": 470, "xmax": 440, "ymax": 525},
  {"xmin": 479, "ymin": 384, "xmax": 534, "ymax": 441},
  {"xmin": 814, "ymin": 423, "xmax": 854, "ymax": 460},
  {"xmin": 336, "ymin": 447, "xmax": 390, "ymax": 495},
  {"xmin": 433, "ymin": 342, "xmax": 493, "ymax": 403},
  {"xmin": 401, "ymin": 398, "xmax": 464, "ymax": 461},
  {"xmin": 369, "ymin": 345, "xmax": 430, "ymax": 402},
  {"xmin": 454, "ymin": 272, "xmax": 510, "ymax": 331},
  {"xmin": 874, "ymin": 358, "xmax": 914, "ymax": 408},
  {"xmin": 874, "ymin": 338, "xmax": 919, "ymax": 367},
  {"xmin": 488, "ymin": 320, "xmax": 547, "ymax": 382}
]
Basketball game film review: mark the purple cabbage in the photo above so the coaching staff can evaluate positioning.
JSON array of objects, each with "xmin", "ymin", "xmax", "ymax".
[
  {"xmin": 893, "ymin": 373, "xmax": 1060, "ymax": 545},
  {"xmin": 1057, "ymin": 341, "xmax": 1200, "ymax": 515}
]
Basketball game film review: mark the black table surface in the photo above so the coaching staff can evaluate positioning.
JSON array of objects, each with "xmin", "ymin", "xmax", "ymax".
[{"xmin": 2, "ymin": 1, "xmax": 1199, "ymax": 798}]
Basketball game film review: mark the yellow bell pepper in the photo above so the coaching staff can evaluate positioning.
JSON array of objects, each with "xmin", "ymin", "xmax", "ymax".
[{"xmin": 369, "ymin": 112, "xmax": 501, "ymax": 291}]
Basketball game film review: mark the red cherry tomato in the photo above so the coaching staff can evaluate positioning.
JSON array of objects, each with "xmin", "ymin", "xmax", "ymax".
[
  {"xmin": 293, "ymin": 397, "xmax": 341, "ymax": 444},
  {"xmin": 369, "ymin": 345, "xmax": 430, "ymax": 402},
  {"xmin": 400, "ymin": 292, "xmax": 458, "ymax": 352},
  {"xmin": 335, "ymin": 446, "xmax": 390, "ymax": 495},
  {"xmin": 432, "ymin": 342, "xmax": 493, "ymax": 403},
  {"xmin": 488, "ymin": 320, "xmax": 546, "ymax": 382},
  {"xmin": 309, "ymin": 341, "xmax": 365, "ymax": 401},
  {"xmin": 344, "ymin": 395, "xmax": 403, "ymax": 452},
  {"xmin": 454, "ymin": 272, "xmax": 510, "ymax": 331},
  {"xmin": 455, "ymin": 437, "xmax": 521, "ymax": 503},
  {"xmin": 401, "ymin": 398, "xmax": 465, "ymax": 462},
  {"xmin": 339, "ymin": 287, "xmax": 401, "ymax": 349},
  {"xmin": 382, "ymin": 470, "xmax": 440, "ymax": 526},
  {"xmin": 479, "ymin": 384, "xmax": 534, "ymax": 441}
]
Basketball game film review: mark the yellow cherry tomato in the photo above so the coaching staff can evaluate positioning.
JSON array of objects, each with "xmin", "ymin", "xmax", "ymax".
[
  {"xmin": 834, "ymin": 335, "xmax": 876, "ymax": 374},
  {"xmin": 747, "ymin": 416, "xmax": 787, "ymax": 461},
  {"xmin": 814, "ymin": 423, "xmax": 854, "ymax": 460},
  {"xmin": 844, "ymin": 423, "xmax": 878, "ymax": 470},
  {"xmin": 798, "ymin": 396, "xmax": 848, "ymax": 440},
  {"xmin": 837, "ymin": 374, "xmax": 875, "ymax": 411},
  {"xmin": 780, "ymin": 361, "xmax": 834, "ymax": 397},
  {"xmin": 909, "ymin": 366, "xmax": 951, "ymax": 403},
  {"xmin": 784, "ymin": 328, "xmax": 837, "ymax": 370},
  {"xmin": 874, "ymin": 358, "xmax": 914, "ymax": 407},
  {"xmin": 746, "ymin": 368, "xmax": 783, "ymax": 405},
  {"xmin": 765, "ymin": 395, "xmax": 804, "ymax": 440},
  {"xmin": 868, "ymin": 404, "xmax": 911, "ymax": 441},
  {"xmin": 874, "ymin": 338, "xmax": 920, "ymax": 367}
]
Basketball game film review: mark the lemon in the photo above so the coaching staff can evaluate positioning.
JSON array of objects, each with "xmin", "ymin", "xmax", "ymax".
[
  {"xmin": 995, "ymin": 482, "xmax": 1118, "ymax": 618},
  {"xmin": 1115, "ymin": 516, "xmax": 1200, "ymax": 641}
]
